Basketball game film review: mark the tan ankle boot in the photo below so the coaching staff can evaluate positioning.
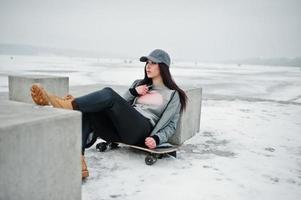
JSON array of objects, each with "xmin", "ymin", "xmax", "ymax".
[
  {"xmin": 81, "ymin": 155, "xmax": 89, "ymax": 179},
  {"xmin": 31, "ymin": 84, "xmax": 74, "ymax": 110},
  {"xmin": 63, "ymin": 94, "xmax": 75, "ymax": 101},
  {"xmin": 31, "ymin": 84, "xmax": 50, "ymax": 106},
  {"xmin": 30, "ymin": 84, "xmax": 73, "ymax": 109},
  {"xmin": 47, "ymin": 94, "xmax": 73, "ymax": 109}
]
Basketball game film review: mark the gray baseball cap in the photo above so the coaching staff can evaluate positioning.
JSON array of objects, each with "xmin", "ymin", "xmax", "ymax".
[{"xmin": 140, "ymin": 49, "xmax": 171, "ymax": 67}]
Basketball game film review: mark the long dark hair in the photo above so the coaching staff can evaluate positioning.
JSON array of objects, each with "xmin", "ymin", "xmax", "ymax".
[{"xmin": 139, "ymin": 63, "xmax": 187, "ymax": 113}]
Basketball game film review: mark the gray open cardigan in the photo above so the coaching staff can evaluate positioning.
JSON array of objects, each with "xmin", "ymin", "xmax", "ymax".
[{"xmin": 123, "ymin": 79, "xmax": 181, "ymax": 145}]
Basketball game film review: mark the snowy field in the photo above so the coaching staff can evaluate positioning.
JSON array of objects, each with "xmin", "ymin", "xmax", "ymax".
[{"xmin": 0, "ymin": 55, "xmax": 301, "ymax": 200}]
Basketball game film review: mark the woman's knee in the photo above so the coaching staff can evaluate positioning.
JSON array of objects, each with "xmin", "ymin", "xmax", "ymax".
[
  {"xmin": 102, "ymin": 87, "xmax": 118, "ymax": 99},
  {"xmin": 102, "ymin": 87, "xmax": 114, "ymax": 95},
  {"xmin": 103, "ymin": 87, "xmax": 116, "ymax": 93}
]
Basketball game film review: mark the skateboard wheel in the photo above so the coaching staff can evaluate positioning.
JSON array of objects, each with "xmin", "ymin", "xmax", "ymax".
[
  {"xmin": 109, "ymin": 142, "xmax": 119, "ymax": 149},
  {"xmin": 85, "ymin": 132, "xmax": 97, "ymax": 148},
  {"xmin": 96, "ymin": 142, "xmax": 107, "ymax": 152},
  {"xmin": 145, "ymin": 154, "xmax": 157, "ymax": 165}
]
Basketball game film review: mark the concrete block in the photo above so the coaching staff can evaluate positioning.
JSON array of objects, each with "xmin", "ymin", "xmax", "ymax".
[
  {"xmin": 168, "ymin": 88, "xmax": 202, "ymax": 145},
  {"xmin": 70, "ymin": 84, "xmax": 202, "ymax": 145},
  {"xmin": 9, "ymin": 75, "xmax": 69, "ymax": 104},
  {"xmin": 0, "ymin": 100, "xmax": 81, "ymax": 200}
]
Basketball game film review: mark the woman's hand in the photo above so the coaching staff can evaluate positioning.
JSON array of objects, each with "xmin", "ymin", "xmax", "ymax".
[
  {"xmin": 135, "ymin": 85, "xmax": 149, "ymax": 96},
  {"xmin": 145, "ymin": 137, "xmax": 156, "ymax": 149}
]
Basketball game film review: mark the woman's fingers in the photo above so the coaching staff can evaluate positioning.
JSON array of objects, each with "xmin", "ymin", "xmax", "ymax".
[
  {"xmin": 145, "ymin": 137, "xmax": 156, "ymax": 149},
  {"xmin": 136, "ymin": 85, "xmax": 149, "ymax": 96},
  {"xmin": 136, "ymin": 85, "xmax": 148, "ymax": 95},
  {"xmin": 142, "ymin": 86, "xmax": 148, "ymax": 95},
  {"xmin": 145, "ymin": 139, "xmax": 153, "ymax": 146}
]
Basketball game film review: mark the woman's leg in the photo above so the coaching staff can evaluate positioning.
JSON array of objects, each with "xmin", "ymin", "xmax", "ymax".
[
  {"xmin": 75, "ymin": 87, "xmax": 152, "ymax": 145},
  {"xmin": 81, "ymin": 113, "xmax": 94, "ymax": 154},
  {"xmin": 82, "ymin": 111, "xmax": 122, "ymax": 154},
  {"xmin": 90, "ymin": 112, "xmax": 121, "ymax": 142},
  {"xmin": 74, "ymin": 87, "xmax": 122, "ymax": 112},
  {"xmin": 31, "ymin": 85, "xmax": 152, "ymax": 145}
]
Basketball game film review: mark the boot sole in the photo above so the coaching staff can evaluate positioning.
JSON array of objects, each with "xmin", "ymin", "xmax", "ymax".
[{"xmin": 31, "ymin": 84, "xmax": 50, "ymax": 106}]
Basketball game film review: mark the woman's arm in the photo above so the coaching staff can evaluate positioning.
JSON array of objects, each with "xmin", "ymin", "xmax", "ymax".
[
  {"xmin": 123, "ymin": 79, "xmax": 141, "ymax": 103},
  {"xmin": 154, "ymin": 106, "xmax": 181, "ymax": 144},
  {"xmin": 147, "ymin": 92, "xmax": 182, "ymax": 146}
]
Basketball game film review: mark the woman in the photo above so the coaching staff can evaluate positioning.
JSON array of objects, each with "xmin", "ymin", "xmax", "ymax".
[{"xmin": 30, "ymin": 49, "xmax": 187, "ymax": 179}]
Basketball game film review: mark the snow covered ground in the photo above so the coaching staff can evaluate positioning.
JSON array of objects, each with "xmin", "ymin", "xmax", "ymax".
[
  {"xmin": 0, "ymin": 55, "xmax": 300, "ymax": 199},
  {"xmin": 83, "ymin": 100, "xmax": 301, "ymax": 200}
]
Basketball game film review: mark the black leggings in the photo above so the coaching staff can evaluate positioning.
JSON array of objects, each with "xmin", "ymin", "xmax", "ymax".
[{"xmin": 74, "ymin": 87, "xmax": 152, "ymax": 154}]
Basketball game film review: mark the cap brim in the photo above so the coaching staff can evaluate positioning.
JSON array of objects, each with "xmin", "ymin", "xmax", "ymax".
[
  {"xmin": 139, "ymin": 56, "xmax": 148, "ymax": 62},
  {"xmin": 139, "ymin": 56, "xmax": 160, "ymax": 63}
]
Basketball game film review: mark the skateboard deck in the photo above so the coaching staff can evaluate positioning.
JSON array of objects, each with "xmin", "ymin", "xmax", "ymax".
[
  {"xmin": 96, "ymin": 141, "xmax": 179, "ymax": 165},
  {"xmin": 118, "ymin": 142, "xmax": 178, "ymax": 154},
  {"xmin": 118, "ymin": 142, "xmax": 179, "ymax": 165}
]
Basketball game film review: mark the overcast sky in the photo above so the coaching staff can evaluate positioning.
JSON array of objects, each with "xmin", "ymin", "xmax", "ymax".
[{"xmin": 0, "ymin": 0, "xmax": 300, "ymax": 61}]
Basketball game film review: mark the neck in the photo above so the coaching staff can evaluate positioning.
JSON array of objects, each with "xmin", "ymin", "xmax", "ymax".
[{"xmin": 152, "ymin": 76, "xmax": 164, "ymax": 87}]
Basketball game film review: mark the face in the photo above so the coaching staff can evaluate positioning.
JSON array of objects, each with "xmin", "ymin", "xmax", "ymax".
[{"xmin": 145, "ymin": 60, "xmax": 161, "ymax": 79}]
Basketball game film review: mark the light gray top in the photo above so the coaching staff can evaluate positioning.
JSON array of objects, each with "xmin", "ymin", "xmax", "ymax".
[
  {"xmin": 133, "ymin": 84, "xmax": 173, "ymax": 126},
  {"xmin": 123, "ymin": 80, "xmax": 181, "ymax": 144}
]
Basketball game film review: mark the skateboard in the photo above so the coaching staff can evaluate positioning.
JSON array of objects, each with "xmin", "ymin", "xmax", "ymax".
[{"xmin": 96, "ymin": 142, "xmax": 179, "ymax": 165}]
